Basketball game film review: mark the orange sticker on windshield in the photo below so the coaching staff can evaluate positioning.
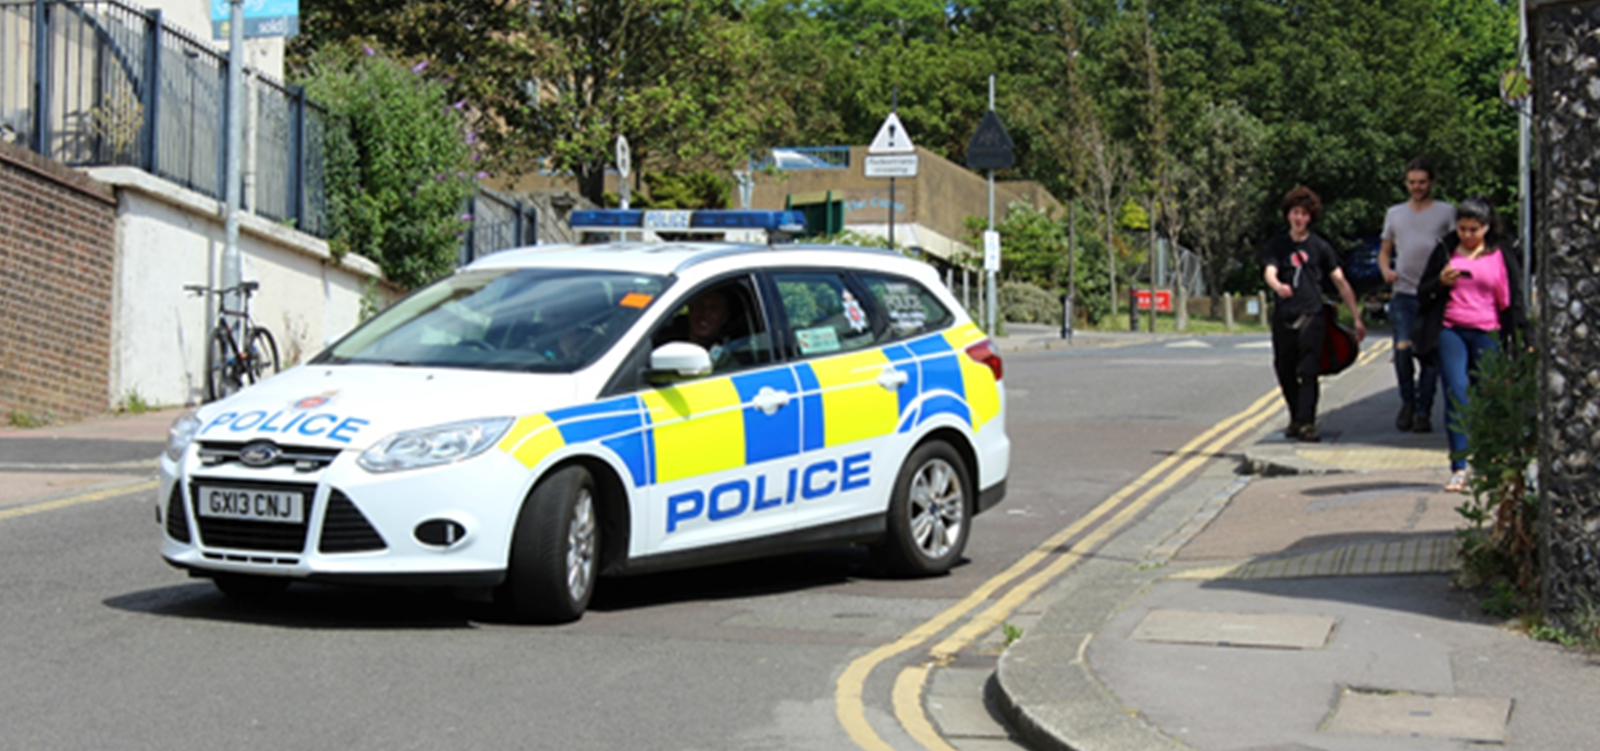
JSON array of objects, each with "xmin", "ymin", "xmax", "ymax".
[{"xmin": 619, "ymin": 292, "xmax": 653, "ymax": 309}]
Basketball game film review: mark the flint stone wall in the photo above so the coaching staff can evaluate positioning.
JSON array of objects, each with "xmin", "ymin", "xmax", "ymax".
[{"xmin": 1533, "ymin": 0, "xmax": 1600, "ymax": 624}]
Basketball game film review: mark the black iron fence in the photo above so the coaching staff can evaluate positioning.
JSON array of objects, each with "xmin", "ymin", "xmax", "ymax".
[
  {"xmin": 461, "ymin": 187, "xmax": 539, "ymax": 265},
  {"xmin": 0, "ymin": 0, "xmax": 327, "ymax": 236}
]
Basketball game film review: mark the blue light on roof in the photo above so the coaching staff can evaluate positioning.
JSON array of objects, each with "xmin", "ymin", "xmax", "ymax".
[
  {"xmin": 570, "ymin": 209, "xmax": 807, "ymax": 234},
  {"xmin": 569, "ymin": 209, "xmax": 645, "ymax": 228}
]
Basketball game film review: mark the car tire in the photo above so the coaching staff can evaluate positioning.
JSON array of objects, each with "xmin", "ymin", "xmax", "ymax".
[
  {"xmin": 871, "ymin": 440, "xmax": 971, "ymax": 577},
  {"xmin": 212, "ymin": 573, "xmax": 291, "ymax": 598},
  {"xmin": 502, "ymin": 465, "xmax": 599, "ymax": 623}
]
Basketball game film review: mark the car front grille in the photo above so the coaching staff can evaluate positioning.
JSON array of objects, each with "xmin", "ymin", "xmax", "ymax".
[
  {"xmin": 319, "ymin": 490, "xmax": 387, "ymax": 553},
  {"xmin": 197, "ymin": 441, "xmax": 342, "ymax": 472},
  {"xmin": 189, "ymin": 481, "xmax": 316, "ymax": 553}
]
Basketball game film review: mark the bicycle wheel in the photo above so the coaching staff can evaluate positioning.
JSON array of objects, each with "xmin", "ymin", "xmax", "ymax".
[
  {"xmin": 205, "ymin": 327, "xmax": 242, "ymax": 402},
  {"xmin": 245, "ymin": 327, "xmax": 280, "ymax": 384}
]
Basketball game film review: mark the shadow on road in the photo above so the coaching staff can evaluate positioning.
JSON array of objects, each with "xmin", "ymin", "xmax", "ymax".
[{"xmin": 105, "ymin": 545, "xmax": 965, "ymax": 627}]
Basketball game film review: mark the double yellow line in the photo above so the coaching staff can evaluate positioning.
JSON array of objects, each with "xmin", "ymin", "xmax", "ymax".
[
  {"xmin": 0, "ymin": 479, "xmax": 159, "ymax": 522},
  {"xmin": 836, "ymin": 387, "xmax": 1286, "ymax": 751}
]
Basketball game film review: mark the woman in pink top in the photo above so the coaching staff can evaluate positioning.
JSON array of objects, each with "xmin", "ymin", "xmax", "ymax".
[{"xmin": 1415, "ymin": 197, "xmax": 1529, "ymax": 492}]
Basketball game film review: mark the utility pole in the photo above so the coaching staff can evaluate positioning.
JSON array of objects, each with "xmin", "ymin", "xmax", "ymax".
[
  {"xmin": 221, "ymin": 0, "xmax": 245, "ymax": 334},
  {"xmin": 985, "ymin": 78, "xmax": 997, "ymax": 336},
  {"xmin": 964, "ymin": 75, "xmax": 1015, "ymax": 336}
]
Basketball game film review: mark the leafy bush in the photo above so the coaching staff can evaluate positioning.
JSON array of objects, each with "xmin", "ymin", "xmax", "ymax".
[
  {"xmin": 1453, "ymin": 343, "xmax": 1540, "ymax": 616},
  {"xmin": 635, "ymin": 171, "xmax": 733, "ymax": 209},
  {"xmin": 296, "ymin": 45, "xmax": 477, "ymax": 289},
  {"xmin": 1000, "ymin": 281, "xmax": 1063, "ymax": 325}
]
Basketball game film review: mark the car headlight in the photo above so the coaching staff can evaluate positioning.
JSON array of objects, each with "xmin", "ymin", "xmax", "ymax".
[
  {"xmin": 357, "ymin": 418, "xmax": 514, "ymax": 473},
  {"xmin": 164, "ymin": 412, "xmax": 202, "ymax": 463}
]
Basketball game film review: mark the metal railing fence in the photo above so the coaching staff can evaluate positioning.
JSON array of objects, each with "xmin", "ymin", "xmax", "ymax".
[
  {"xmin": 462, "ymin": 187, "xmax": 539, "ymax": 265},
  {"xmin": 0, "ymin": 0, "xmax": 327, "ymax": 237}
]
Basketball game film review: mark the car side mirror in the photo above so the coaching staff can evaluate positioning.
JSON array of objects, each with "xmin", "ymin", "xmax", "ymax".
[{"xmin": 649, "ymin": 342, "xmax": 713, "ymax": 379}]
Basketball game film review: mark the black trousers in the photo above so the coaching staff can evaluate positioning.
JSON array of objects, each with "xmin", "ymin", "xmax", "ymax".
[{"xmin": 1271, "ymin": 310, "xmax": 1326, "ymax": 427}]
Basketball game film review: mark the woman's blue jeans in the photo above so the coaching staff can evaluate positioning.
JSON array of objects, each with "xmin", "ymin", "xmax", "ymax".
[{"xmin": 1437, "ymin": 326, "xmax": 1501, "ymax": 472}]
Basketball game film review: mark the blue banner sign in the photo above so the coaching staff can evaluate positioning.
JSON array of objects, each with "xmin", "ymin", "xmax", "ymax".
[{"xmin": 211, "ymin": 0, "xmax": 300, "ymax": 39}]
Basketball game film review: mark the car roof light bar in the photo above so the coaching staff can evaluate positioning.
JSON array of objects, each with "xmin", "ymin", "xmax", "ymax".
[{"xmin": 569, "ymin": 209, "xmax": 807, "ymax": 244}]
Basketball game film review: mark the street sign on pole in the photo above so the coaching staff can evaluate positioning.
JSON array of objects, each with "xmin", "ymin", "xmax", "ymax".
[
  {"xmin": 616, "ymin": 135, "xmax": 631, "ymax": 210},
  {"xmin": 965, "ymin": 110, "xmax": 1016, "ymax": 171},
  {"xmin": 868, "ymin": 112, "xmax": 916, "ymax": 154},
  {"xmin": 734, "ymin": 170, "xmax": 753, "ymax": 209},
  {"xmin": 983, "ymin": 230, "xmax": 1000, "ymax": 272},
  {"xmin": 864, "ymin": 153, "xmax": 919, "ymax": 178}
]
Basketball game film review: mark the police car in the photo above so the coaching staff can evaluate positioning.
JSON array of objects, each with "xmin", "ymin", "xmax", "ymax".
[{"xmin": 158, "ymin": 209, "xmax": 1009, "ymax": 622}]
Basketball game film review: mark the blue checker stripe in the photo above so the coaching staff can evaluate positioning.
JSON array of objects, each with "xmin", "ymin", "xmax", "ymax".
[
  {"xmin": 548, "ymin": 396, "xmax": 641, "ymax": 423},
  {"xmin": 905, "ymin": 333, "xmax": 954, "ymax": 357},
  {"xmin": 732, "ymin": 368, "xmax": 803, "ymax": 464},
  {"xmin": 603, "ymin": 433, "xmax": 651, "ymax": 488},
  {"xmin": 881, "ymin": 343, "xmax": 922, "ymax": 425},
  {"xmin": 794, "ymin": 363, "xmax": 826, "ymax": 452},
  {"xmin": 916, "ymin": 393, "xmax": 971, "ymax": 427},
  {"xmin": 557, "ymin": 411, "xmax": 644, "ymax": 444},
  {"xmin": 917, "ymin": 351, "xmax": 967, "ymax": 411}
]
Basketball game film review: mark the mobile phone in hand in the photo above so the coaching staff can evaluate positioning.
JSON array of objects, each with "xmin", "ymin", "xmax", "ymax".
[{"xmin": 1457, "ymin": 270, "xmax": 1473, "ymax": 278}]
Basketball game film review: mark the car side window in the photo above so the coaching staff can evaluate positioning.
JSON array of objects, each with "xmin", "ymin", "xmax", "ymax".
[
  {"xmin": 858, "ymin": 273, "xmax": 954, "ymax": 340},
  {"xmin": 773, "ymin": 271, "xmax": 880, "ymax": 357},
  {"xmin": 650, "ymin": 277, "xmax": 773, "ymax": 376}
]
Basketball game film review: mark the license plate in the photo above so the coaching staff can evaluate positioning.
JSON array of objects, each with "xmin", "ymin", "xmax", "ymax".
[{"xmin": 196, "ymin": 486, "xmax": 305, "ymax": 524}]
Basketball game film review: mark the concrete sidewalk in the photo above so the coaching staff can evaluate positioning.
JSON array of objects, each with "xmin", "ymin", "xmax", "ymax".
[
  {"xmin": 994, "ymin": 337, "xmax": 1600, "ymax": 750},
  {"xmin": 0, "ymin": 407, "xmax": 178, "ymax": 510}
]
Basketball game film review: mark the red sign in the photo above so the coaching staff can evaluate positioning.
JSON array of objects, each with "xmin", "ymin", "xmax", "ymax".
[{"xmin": 1134, "ymin": 289, "xmax": 1173, "ymax": 313}]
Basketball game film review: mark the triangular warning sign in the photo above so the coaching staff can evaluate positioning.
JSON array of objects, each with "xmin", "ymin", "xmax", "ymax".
[
  {"xmin": 868, "ymin": 112, "xmax": 916, "ymax": 154},
  {"xmin": 965, "ymin": 110, "xmax": 1015, "ymax": 170}
]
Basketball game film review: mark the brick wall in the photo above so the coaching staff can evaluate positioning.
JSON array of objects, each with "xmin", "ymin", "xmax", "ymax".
[{"xmin": 0, "ymin": 140, "xmax": 119, "ymax": 423}]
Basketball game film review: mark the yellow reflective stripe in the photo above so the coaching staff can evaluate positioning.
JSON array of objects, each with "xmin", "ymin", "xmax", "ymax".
[
  {"xmin": 498, "ymin": 413, "xmax": 550, "ymax": 453},
  {"xmin": 642, "ymin": 379, "xmax": 745, "ymax": 483},
  {"xmin": 503, "ymin": 414, "xmax": 567, "ymax": 469},
  {"xmin": 809, "ymin": 348, "xmax": 899, "ymax": 447},
  {"xmin": 942, "ymin": 323, "xmax": 986, "ymax": 349},
  {"xmin": 944, "ymin": 326, "xmax": 1001, "ymax": 429}
]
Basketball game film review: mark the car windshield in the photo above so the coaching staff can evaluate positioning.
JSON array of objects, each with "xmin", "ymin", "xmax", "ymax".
[{"xmin": 314, "ymin": 268, "xmax": 670, "ymax": 372}]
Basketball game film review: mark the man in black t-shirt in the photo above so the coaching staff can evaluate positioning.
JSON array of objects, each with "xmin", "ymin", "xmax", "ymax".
[{"xmin": 1262, "ymin": 186, "xmax": 1366, "ymax": 442}]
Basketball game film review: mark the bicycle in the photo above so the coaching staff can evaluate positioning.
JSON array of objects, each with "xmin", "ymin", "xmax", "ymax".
[{"xmin": 184, "ymin": 281, "xmax": 280, "ymax": 402}]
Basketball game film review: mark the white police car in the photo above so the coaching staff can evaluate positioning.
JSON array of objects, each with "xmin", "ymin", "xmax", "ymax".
[{"xmin": 159, "ymin": 209, "xmax": 1009, "ymax": 622}]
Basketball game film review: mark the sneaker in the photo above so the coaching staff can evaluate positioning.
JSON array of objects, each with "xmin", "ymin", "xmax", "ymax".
[
  {"xmin": 1296, "ymin": 425, "xmax": 1322, "ymax": 443},
  {"xmin": 1284, "ymin": 423, "xmax": 1300, "ymax": 439},
  {"xmin": 1395, "ymin": 402, "xmax": 1414, "ymax": 432},
  {"xmin": 1412, "ymin": 415, "xmax": 1432, "ymax": 433}
]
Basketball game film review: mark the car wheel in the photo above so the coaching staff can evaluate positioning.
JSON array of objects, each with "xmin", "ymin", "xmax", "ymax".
[
  {"xmin": 502, "ymin": 465, "xmax": 599, "ymax": 623},
  {"xmin": 212, "ymin": 573, "xmax": 291, "ymax": 598},
  {"xmin": 872, "ymin": 441, "xmax": 971, "ymax": 577}
]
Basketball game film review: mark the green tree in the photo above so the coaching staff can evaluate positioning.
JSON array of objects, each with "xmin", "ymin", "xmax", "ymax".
[
  {"xmin": 963, "ymin": 202, "xmax": 1066, "ymax": 287},
  {"xmin": 293, "ymin": 0, "xmax": 773, "ymax": 206},
  {"xmin": 1174, "ymin": 100, "xmax": 1268, "ymax": 315},
  {"xmin": 289, "ymin": 0, "xmax": 539, "ymax": 179},
  {"xmin": 297, "ymin": 44, "xmax": 477, "ymax": 289}
]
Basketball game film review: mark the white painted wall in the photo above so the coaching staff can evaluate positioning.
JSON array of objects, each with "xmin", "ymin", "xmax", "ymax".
[{"xmin": 88, "ymin": 167, "xmax": 391, "ymax": 408}]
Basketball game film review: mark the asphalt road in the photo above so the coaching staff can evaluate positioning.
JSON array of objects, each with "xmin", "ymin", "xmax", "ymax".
[{"xmin": 0, "ymin": 334, "xmax": 1278, "ymax": 751}]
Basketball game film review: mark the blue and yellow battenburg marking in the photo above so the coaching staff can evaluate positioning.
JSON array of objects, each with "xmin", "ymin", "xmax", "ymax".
[{"xmin": 495, "ymin": 323, "xmax": 1000, "ymax": 492}]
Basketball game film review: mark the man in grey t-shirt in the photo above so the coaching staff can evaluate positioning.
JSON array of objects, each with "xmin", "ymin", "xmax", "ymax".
[{"xmin": 1378, "ymin": 157, "xmax": 1454, "ymax": 433}]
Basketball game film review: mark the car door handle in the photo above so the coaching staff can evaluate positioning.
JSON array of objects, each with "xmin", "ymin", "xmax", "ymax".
[
  {"xmin": 752, "ymin": 386, "xmax": 792, "ymax": 416},
  {"xmin": 878, "ymin": 367, "xmax": 908, "ymax": 390}
]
